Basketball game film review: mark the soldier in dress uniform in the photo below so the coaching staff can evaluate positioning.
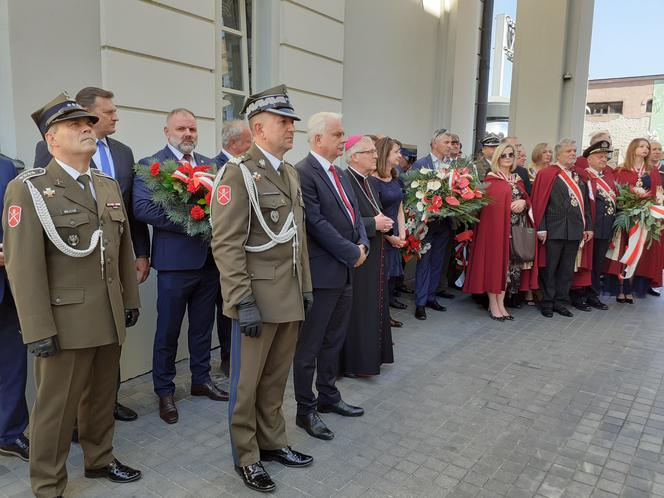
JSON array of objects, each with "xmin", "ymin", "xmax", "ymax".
[
  {"xmin": 2, "ymin": 93, "xmax": 142, "ymax": 498},
  {"xmin": 211, "ymin": 85, "xmax": 314, "ymax": 493}
]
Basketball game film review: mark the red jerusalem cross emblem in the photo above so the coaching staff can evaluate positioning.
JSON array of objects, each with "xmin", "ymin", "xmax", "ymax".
[
  {"xmin": 7, "ymin": 205, "xmax": 21, "ymax": 228},
  {"xmin": 217, "ymin": 185, "xmax": 232, "ymax": 206}
]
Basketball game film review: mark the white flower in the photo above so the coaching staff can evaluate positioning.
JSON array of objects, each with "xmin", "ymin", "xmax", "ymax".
[
  {"xmin": 427, "ymin": 180, "xmax": 442, "ymax": 191},
  {"xmin": 436, "ymin": 170, "xmax": 449, "ymax": 180},
  {"xmin": 420, "ymin": 167, "xmax": 432, "ymax": 174},
  {"xmin": 415, "ymin": 190, "xmax": 425, "ymax": 199},
  {"xmin": 416, "ymin": 201, "xmax": 424, "ymax": 212},
  {"xmin": 411, "ymin": 180, "xmax": 420, "ymax": 188}
]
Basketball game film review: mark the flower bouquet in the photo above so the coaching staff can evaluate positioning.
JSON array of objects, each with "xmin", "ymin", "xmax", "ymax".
[
  {"xmin": 400, "ymin": 156, "xmax": 488, "ymax": 260},
  {"xmin": 613, "ymin": 184, "xmax": 664, "ymax": 246},
  {"xmin": 134, "ymin": 159, "xmax": 216, "ymax": 239},
  {"xmin": 607, "ymin": 184, "xmax": 664, "ymax": 279}
]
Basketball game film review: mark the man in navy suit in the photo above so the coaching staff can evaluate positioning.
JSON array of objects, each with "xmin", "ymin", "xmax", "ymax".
[
  {"xmin": 33, "ymin": 87, "xmax": 149, "ymax": 422},
  {"xmin": 0, "ymin": 156, "xmax": 29, "ymax": 461},
  {"xmin": 213, "ymin": 119, "xmax": 251, "ymax": 377},
  {"xmin": 293, "ymin": 113, "xmax": 369, "ymax": 440},
  {"xmin": 411, "ymin": 129, "xmax": 454, "ymax": 320},
  {"xmin": 134, "ymin": 108, "xmax": 228, "ymax": 424}
]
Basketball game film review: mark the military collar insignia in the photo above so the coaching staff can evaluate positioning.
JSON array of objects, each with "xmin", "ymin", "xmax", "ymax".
[
  {"xmin": 258, "ymin": 159, "xmax": 266, "ymax": 167},
  {"xmin": 252, "ymin": 171, "xmax": 262, "ymax": 181},
  {"xmin": 42, "ymin": 187, "xmax": 56, "ymax": 198},
  {"xmin": 54, "ymin": 178, "xmax": 65, "ymax": 187}
]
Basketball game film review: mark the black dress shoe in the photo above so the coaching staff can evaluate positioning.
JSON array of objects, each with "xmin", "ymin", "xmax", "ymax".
[
  {"xmin": 396, "ymin": 285, "xmax": 414, "ymax": 294},
  {"xmin": 572, "ymin": 301, "xmax": 592, "ymax": 312},
  {"xmin": 85, "ymin": 458, "xmax": 142, "ymax": 483},
  {"xmin": 0, "ymin": 434, "xmax": 29, "ymax": 461},
  {"xmin": 389, "ymin": 299, "xmax": 407, "ymax": 310},
  {"xmin": 390, "ymin": 318, "xmax": 403, "ymax": 328},
  {"xmin": 235, "ymin": 462, "xmax": 275, "ymax": 493},
  {"xmin": 587, "ymin": 298, "xmax": 608, "ymax": 310},
  {"xmin": 541, "ymin": 309, "xmax": 554, "ymax": 318},
  {"xmin": 296, "ymin": 412, "xmax": 334, "ymax": 440},
  {"xmin": 436, "ymin": 290, "xmax": 455, "ymax": 299},
  {"xmin": 318, "ymin": 399, "xmax": 364, "ymax": 417},
  {"xmin": 426, "ymin": 300, "xmax": 446, "ymax": 312},
  {"xmin": 191, "ymin": 381, "xmax": 229, "ymax": 401},
  {"xmin": 114, "ymin": 402, "xmax": 138, "ymax": 422},
  {"xmin": 260, "ymin": 446, "xmax": 313, "ymax": 467},
  {"xmin": 159, "ymin": 395, "xmax": 178, "ymax": 424},
  {"xmin": 553, "ymin": 306, "xmax": 573, "ymax": 317},
  {"xmin": 648, "ymin": 287, "xmax": 661, "ymax": 297},
  {"xmin": 415, "ymin": 306, "xmax": 427, "ymax": 320}
]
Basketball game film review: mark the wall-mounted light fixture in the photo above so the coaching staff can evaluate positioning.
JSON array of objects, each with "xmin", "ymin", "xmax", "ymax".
[{"xmin": 562, "ymin": 73, "xmax": 573, "ymax": 81}]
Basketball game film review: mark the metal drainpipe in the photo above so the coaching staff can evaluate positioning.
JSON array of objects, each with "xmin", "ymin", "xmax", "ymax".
[{"xmin": 474, "ymin": 0, "xmax": 494, "ymax": 156}]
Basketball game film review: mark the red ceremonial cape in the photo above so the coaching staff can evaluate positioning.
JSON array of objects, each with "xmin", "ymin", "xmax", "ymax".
[
  {"xmin": 606, "ymin": 168, "xmax": 663, "ymax": 285},
  {"xmin": 530, "ymin": 165, "xmax": 562, "ymax": 267},
  {"xmin": 463, "ymin": 176, "xmax": 537, "ymax": 294}
]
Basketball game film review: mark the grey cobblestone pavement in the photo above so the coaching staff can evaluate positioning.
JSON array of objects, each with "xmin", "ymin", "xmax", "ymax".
[{"xmin": 3, "ymin": 292, "xmax": 664, "ymax": 497}]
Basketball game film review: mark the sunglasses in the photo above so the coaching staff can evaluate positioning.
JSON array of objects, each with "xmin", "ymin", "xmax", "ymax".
[{"xmin": 500, "ymin": 152, "xmax": 515, "ymax": 159}]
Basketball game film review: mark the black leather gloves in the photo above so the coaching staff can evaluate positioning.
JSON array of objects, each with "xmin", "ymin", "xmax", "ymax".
[
  {"xmin": 27, "ymin": 336, "xmax": 60, "ymax": 358},
  {"xmin": 303, "ymin": 292, "xmax": 314, "ymax": 314},
  {"xmin": 125, "ymin": 309, "xmax": 140, "ymax": 327},
  {"xmin": 237, "ymin": 295, "xmax": 262, "ymax": 337}
]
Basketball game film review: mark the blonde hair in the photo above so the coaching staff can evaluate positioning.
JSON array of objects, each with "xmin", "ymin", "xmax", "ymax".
[
  {"xmin": 529, "ymin": 143, "xmax": 551, "ymax": 169},
  {"xmin": 490, "ymin": 144, "xmax": 517, "ymax": 174}
]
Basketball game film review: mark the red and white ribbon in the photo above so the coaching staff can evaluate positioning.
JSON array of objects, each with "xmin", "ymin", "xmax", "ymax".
[{"xmin": 616, "ymin": 205, "xmax": 664, "ymax": 279}]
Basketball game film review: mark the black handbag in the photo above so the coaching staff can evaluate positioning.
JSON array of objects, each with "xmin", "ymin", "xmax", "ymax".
[{"xmin": 510, "ymin": 225, "xmax": 536, "ymax": 263}]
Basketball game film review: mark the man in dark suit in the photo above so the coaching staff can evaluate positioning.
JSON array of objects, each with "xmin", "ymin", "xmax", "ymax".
[
  {"xmin": 133, "ymin": 108, "xmax": 228, "ymax": 424},
  {"xmin": 411, "ymin": 129, "xmax": 454, "ymax": 320},
  {"xmin": 293, "ymin": 113, "xmax": 368, "ymax": 441},
  {"xmin": 0, "ymin": 156, "xmax": 29, "ymax": 461},
  {"xmin": 33, "ymin": 86, "xmax": 149, "ymax": 422},
  {"xmin": 532, "ymin": 139, "xmax": 593, "ymax": 318},
  {"xmin": 213, "ymin": 119, "xmax": 251, "ymax": 377}
]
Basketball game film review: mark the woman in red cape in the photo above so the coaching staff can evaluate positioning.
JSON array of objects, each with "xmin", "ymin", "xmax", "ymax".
[
  {"xmin": 605, "ymin": 138, "xmax": 662, "ymax": 301},
  {"xmin": 464, "ymin": 144, "xmax": 537, "ymax": 320}
]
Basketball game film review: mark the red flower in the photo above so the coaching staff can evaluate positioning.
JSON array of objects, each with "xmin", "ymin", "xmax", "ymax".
[
  {"xmin": 445, "ymin": 196, "xmax": 460, "ymax": 206},
  {"xmin": 150, "ymin": 162, "xmax": 161, "ymax": 176},
  {"xmin": 474, "ymin": 190, "xmax": 483, "ymax": 198},
  {"xmin": 427, "ymin": 195, "xmax": 443, "ymax": 213},
  {"xmin": 190, "ymin": 205, "xmax": 205, "ymax": 221},
  {"xmin": 205, "ymin": 192, "xmax": 212, "ymax": 205},
  {"xmin": 187, "ymin": 181, "xmax": 199, "ymax": 193},
  {"xmin": 457, "ymin": 177, "xmax": 470, "ymax": 189},
  {"xmin": 461, "ymin": 188, "xmax": 476, "ymax": 200}
]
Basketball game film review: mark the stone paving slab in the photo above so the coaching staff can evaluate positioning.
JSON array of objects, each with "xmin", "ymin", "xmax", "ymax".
[{"xmin": 3, "ymin": 292, "xmax": 664, "ymax": 497}]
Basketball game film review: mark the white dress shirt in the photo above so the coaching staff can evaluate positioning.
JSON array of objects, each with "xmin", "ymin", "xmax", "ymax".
[
  {"xmin": 56, "ymin": 158, "xmax": 96, "ymax": 200},
  {"xmin": 310, "ymin": 150, "xmax": 354, "ymax": 222},
  {"xmin": 167, "ymin": 144, "xmax": 197, "ymax": 166},
  {"xmin": 92, "ymin": 137, "xmax": 116, "ymax": 178}
]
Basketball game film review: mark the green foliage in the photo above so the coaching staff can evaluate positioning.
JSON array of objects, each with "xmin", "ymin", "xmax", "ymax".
[
  {"xmin": 134, "ymin": 159, "xmax": 216, "ymax": 240},
  {"xmin": 613, "ymin": 184, "xmax": 663, "ymax": 245}
]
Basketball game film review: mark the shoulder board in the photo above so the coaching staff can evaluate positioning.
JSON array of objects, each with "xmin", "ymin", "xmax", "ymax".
[
  {"xmin": 91, "ymin": 170, "xmax": 114, "ymax": 179},
  {"xmin": 18, "ymin": 167, "xmax": 46, "ymax": 182}
]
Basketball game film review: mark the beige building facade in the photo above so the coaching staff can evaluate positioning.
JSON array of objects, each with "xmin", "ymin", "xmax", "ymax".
[
  {"xmin": 583, "ymin": 74, "xmax": 662, "ymax": 161},
  {"xmin": 0, "ymin": 0, "xmax": 596, "ymax": 380}
]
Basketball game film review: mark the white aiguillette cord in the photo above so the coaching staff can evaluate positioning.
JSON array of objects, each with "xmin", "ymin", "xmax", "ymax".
[{"xmin": 25, "ymin": 178, "xmax": 105, "ymax": 278}]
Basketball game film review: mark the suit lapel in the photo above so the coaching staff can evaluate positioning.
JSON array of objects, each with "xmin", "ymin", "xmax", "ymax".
[
  {"xmin": 251, "ymin": 145, "xmax": 290, "ymax": 197},
  {"xmin": 49, "ymin": 160, "xmax": 97, "ymax": 213}
]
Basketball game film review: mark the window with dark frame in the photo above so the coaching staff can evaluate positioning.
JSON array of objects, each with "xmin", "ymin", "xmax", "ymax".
[
  {"xmin": 219, "ymin": 0, "xmax": 252, "ymax": 121},
  {"xmin": 647, "ymin": 99, "xmax": 653, "ymax": 113},
  {"xmin": 585, "ymin": 102, "xmax": 623, "ymax": 115}
]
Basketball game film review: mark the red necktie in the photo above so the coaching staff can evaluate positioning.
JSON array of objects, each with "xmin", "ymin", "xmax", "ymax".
[
  {"xmin": 330, "ymin": 166, "xmax": 356, "ymax": 224},
  {"xmin": 183, "ymin": 153, "xmax": 193, "ymax": 163}
]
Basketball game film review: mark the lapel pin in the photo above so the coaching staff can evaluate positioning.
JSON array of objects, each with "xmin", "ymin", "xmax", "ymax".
[
  {"xmin": 43, "ymin": 187, "xmax": 56, "ymax": 198},
  {"xmin": 258, "ymin": 159, "xmax": 266, "ymax": 167},
  {"xmin": 252, "ymin": 171, "xmax": 262, "ymax": 181},
  {"xmin": 54, "ymin": 178, "xmax": 64, "ymax": 186}
]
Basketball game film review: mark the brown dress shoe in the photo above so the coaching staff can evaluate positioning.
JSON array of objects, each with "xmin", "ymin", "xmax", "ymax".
[
  {"xmin": 159, "ymin": 395, "xmax": 178, "ymax": 424},
  {"xmin": 191, "ymin": 381, "xmax": 229, "ymax": 401}
]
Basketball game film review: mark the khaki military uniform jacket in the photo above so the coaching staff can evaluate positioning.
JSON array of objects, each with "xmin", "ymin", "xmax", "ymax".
[
  {"xmin": 211, "ymin": 144, "xmax": 312, "ymax": 323},
  {"xmin": 2, "ymin": 159, "xmax": 140, "ymax": 348}
]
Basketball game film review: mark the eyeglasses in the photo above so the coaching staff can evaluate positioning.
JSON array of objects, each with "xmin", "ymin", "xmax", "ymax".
[
  {"xmin": 500, "ymin": 153, "xmax": 515, "ymax": 159},
  {"xmin": 355, "ymin": 149, "xmax": 377, "ymax": 155},
  {"xmin": 451, "ymin": 141, "xmax": 460, "ymax": 145}
]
